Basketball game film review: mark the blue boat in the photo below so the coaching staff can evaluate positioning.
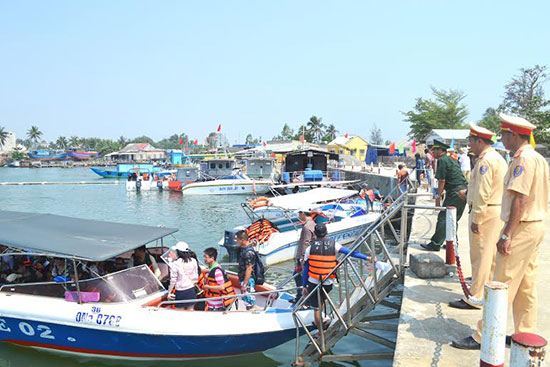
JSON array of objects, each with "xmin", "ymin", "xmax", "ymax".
[
  {"xmin": 91, "ymin": 163, "xmax": 174, "ymax": 178},
  {"xmin": 0, "ymin": 211, "xmax": 314, "ymax": 360},
  {"xmin": 27, "ymin": 150, "xmax": 67, "ymax": 160}
]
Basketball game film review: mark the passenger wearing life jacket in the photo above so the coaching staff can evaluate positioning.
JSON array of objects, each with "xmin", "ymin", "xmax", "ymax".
[
  {"xmin": 201, "ymin": 247, "xmax": 236, "ymax": 311},
  {"xmin": 127, "ymin": 246, "xmax": 161, "ymax": 280},
  {"xmin": 302, "ymin": 223, "xmax": 391, "ymax": 332}
]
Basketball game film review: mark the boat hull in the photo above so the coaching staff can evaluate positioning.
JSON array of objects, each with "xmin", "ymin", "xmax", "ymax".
[
  {"xmin": 0, "ymin": 315, "xmax": 299, "ymax": 359},
  {"xmin": 179, "ymin": 181, "xmax": 272, "ymax": 196},
  {"xmin": 91, "ymin": 168, "xmax": 174, "ymax": 179}
]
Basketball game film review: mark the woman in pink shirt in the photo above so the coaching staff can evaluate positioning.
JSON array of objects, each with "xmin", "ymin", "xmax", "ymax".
[{"xmin": 167, "ymin": 242, "xmax": 199, "ymax": 310}]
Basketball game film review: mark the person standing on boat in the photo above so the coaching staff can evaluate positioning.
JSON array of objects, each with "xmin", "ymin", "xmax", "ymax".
[
  {"xmin": 448, "ymin": 124, "xmax": 506, "ymax": 310},
  {"xmin": 421, "ymin": 139, "xmax": 467, "ymax": 252},
  {"xmin": 167, "ymin": 242, "xmax": 199, "ymax": 310},
  {"xmin": 292, "ymin": 211, "xmax": 316, "ymax": 303},
  {"xmin": 452, "ymin": 113, "xmax": 549, "ymax": 350},
  {"xmin": 301, "ymin": 223, "xmax": 390, "ymax": 332},
  {"xmin": 236, "ymin": 230, "xmax": 257, "ymax": 309},
  {"xmin": 127, "ymin": 245, "xmax": 161, "ymax": 279},
  {"xmin": 201, "ymin": 247, "xmax": 236, "ymax": 311}
]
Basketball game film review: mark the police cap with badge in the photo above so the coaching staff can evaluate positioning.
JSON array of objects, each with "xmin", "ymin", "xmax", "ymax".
[{"xmin": 469, "ymin": 122, "xmax": 496, "ymax": 142}]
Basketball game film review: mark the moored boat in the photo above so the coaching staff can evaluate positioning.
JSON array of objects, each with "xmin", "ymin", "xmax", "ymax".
[
  {"xmin": 27, "ymin": 150, "xmax": 67, "ymax": 160},
  {"xmin": 90, "ymin": 163, "xmax": 175, "ymax": 179},
  {"xmin": 67, "ymin": 150, "xmax": 100, "ymax": 161},
  {"xmin": 0, "ymin": 210, "xmax": 314, "ymax": 360},
  {"xmin": 170, "ymin": 173, "xmax": 273, "ymax": 196}
]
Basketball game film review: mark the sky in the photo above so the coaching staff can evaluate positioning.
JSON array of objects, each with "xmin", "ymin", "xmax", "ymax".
[{"xmin": 1, "ymin": 1, "xmax": 549, "ymax": 145}]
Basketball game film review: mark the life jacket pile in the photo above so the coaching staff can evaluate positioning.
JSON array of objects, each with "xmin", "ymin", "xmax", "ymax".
[
  {"xmin": 200, "ymin": 266, "xmax": 236, "ymax": 308},
  {"xmin": 307, "ymin": 238, "xmax": 338, "ymax": 281},
  {"xmin": 246, "ymin": 219, "xmax": 279, "ymax": 245}
]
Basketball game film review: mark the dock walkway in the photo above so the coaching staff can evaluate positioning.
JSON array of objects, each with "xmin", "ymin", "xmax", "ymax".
[{"xmin": 393, "ymin": 194, "xmax": 550, "ymax": 366}]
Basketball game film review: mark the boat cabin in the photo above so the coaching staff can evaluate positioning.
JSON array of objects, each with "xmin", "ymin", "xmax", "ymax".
[
  {"xmin": 200, "ymin": 159, "xmax": 238, "ymax": 178},
  {"xmin": 245, "ymin": 158, "xmax": 275, "ymax": 179}
]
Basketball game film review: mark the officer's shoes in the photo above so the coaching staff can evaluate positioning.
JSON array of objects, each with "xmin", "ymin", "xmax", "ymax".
[
  {"xmin": 451, "ymin": 336, "xmax": 480, "ymax": 350},
  {"xmin": 420, "ymin": 243, "xmax": 440, "ymax": 252},
  {"xmin": 448, "ymin": 299, "xmax": 478, "ymax": 310}
]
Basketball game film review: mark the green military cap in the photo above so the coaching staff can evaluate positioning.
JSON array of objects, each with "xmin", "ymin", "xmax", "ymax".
[{"xmin": 430, "ymin": 139, "xmax": 450, "ymax": 150}]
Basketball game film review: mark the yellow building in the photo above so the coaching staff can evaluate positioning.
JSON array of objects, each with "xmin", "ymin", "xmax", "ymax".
[{"xmin": 326, "ymin": 135, "xmax": 369, "ymax": 161}]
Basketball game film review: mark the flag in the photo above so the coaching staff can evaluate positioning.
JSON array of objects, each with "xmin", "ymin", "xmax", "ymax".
[
  {"xmin": 345, "ymin": 133, "xmax": 349, "ymax": 138},
  {"xmin": 178, "ymin": 138, "xmax": 183, "ymax": 145},
  {"xmin": 412, "ymin": 139, "xmax": 417, "ymax": 153},
  {"xmin": 491, "ymin": 135, "xmax": 498, "ymax": 143},
  {"xmin": 262, "ymin": 141, "xmax": 266, "ymax": 147},
  {"xmin": 217, "ymin": 124, "xmax": 222, "ymax": 132},
  {"xmin": 398, "ymin": 142, "xmax": 404, "ymax": 154},
  {"xmin": 450, "ymin": 138, "xmax": 455, "ymax": 149},
  {"xmin": 530, "ymin": 133, "xmax": 536, "ymax": 148},
  {"xmin": 389, "ymin": 142, "xmax": 395, "ymax": 155},
  {"xmin": 194, "ymin": 139, "xmax": 198, "ymax": 145}
]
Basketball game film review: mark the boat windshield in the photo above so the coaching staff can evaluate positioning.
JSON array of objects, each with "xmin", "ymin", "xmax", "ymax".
[{"xmin": 0, "ymin": 265, "xmax": 164, "ymax": 303}]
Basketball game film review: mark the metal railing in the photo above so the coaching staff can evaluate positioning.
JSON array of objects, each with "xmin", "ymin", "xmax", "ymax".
[{"xmin": 291, "ymin": 177, "xmax": 414, "ymax": 364}]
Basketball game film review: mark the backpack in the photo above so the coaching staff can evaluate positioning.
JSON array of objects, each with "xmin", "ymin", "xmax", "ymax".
[{"xmin": 244, "ymin": 246, "xmax": 265, "ymax": 285}]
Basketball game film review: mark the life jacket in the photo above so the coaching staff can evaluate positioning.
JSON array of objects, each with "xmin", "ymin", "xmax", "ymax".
[
  {"xmin": 366, "ymin": 189, "xmax": 375, "ymax": 202},
  {"xmin": 311, "ymin": 211, "xmax": 328, "ymax": 223},
  {"xmin": 307, "ymin": 238, "xmax": 338, "ymax": 281},
  {"xmin": 246, "ymin": 219, "xmax": 278, "ymax": 244},
  {"xmin": 204, "ymin": 266, "xmax": 236, "ymax": 307}
]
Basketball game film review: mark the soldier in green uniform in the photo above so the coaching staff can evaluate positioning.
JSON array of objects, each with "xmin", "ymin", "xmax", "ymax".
[{"xmin": 421, "ymin": 139, "xmax": 468, "ymax": 251}]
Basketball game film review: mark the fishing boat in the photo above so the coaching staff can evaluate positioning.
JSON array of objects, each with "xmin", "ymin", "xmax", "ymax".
[
  {"xmin": 222, "ymin": 189, "xmax": 380, "ymax": 265},
  {"xmin": 0, "ymin": 211, "xmax": 314, "ymax": 359},
  {"xmin": 170, "ymin": 173, "xmax": 273, "ymax": 196},
  {"xmin": 67, "ymin": 150, "xmax": 100, "ymax": 161},
  {"xmin": 90, "ymin": 163, "xmax": 175, "ymax": 179},
  {"xmin": 27, "ymin": 150, "xmax": 67, "ymax": 160}
]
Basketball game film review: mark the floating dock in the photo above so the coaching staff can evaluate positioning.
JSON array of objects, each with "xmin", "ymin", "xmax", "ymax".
[{"xmin": 393, "ymin": 194, "xmax": 550, "ymax": 366}]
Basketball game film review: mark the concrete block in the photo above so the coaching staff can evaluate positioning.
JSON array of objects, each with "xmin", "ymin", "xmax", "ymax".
[{"xmin": 409, "ymin": 253, "xmax": 446, "ymax": 279}]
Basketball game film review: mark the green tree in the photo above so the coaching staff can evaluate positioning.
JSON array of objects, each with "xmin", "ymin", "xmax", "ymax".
[
  {"xmin": 69, "ymin": 136, "xmax": 80, "ymax": 147},
  {"xmin": 274, "ymin": 123, "xmax": 295, "ymax": 140},
  {"xmin": 403, "ymin": 87, "xmax": 468, "ymax": 140},
  {"xmin": 306, "ymin": 116, "xmax": 326, "ymax": 143},
  {"xmin": 130, "ymin": 136, "xmax": 155, "ymax": 144},
  {"xmin": 369, "ymin": 124, "xmax": 383, "ymax": 145},
  {"xmin": 27, "ymin": 126, "xmax": 43, "ymax": 147},
  {"xmin": 55, "ymin": 136, "xmax": 68, "ymax": 150},
  {"xmin": 478, "ymin": 107, "xmax": 501, "ymax": 134},
  {"xmin": 10, "ymin": 146, "xmax": 26, "ymax": 160},
  {"xmin": 323, "ymin": 124, "xmax": 338, "ymax": 143},
  {"xmin": 117, "ymin": 136, "xmax": 127, "ymax": 146},
  {"xmin": 294, "ymin": 125, "xmax": 313, "ymax": 142},
  {"xmin": 499, "ymin": 65, "xmax": 550, "ymax": 144},
  {"xmin": 0, "ymin": 126, "xmax": 8, "ymax": 149}
]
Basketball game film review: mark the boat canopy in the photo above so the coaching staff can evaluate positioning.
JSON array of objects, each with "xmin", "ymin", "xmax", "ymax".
[
  {"xmin": 0, "ymin": 211, "xmax": 177, "ymax": 261},
  {"xmin": 265, "ymin": 188, "xmax": 358, "ymax": 210}
]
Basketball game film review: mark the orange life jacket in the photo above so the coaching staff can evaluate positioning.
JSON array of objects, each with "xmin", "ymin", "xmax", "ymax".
[
  {"xmin": 246, "ymin": 219, "xmax": 278, "ymax": 244},
  {"xmin": 307, "ymin": 238, "xmax": 337, "ymax": 281},
  {"xmin": 204, "ymin": 266, "xmax": 236, "ymax": 307}
]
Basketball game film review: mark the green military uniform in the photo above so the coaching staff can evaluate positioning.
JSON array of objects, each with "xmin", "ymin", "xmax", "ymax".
[{"xmin": 427, "ymin": 140, "xmax": 467, "ymax": 249}]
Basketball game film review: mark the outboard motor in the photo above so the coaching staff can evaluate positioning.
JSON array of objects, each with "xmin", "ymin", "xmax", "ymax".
[
  {"xmin": 223, "ymin": 229, "xmax": 242, "ymax": 263},
  {"xmin": 157, "ymin": 180, "xmax": 163, "ymax": 191},
  {"xmin": 136, "ymin": 180, "xmax": 142, "ymax": 191}
]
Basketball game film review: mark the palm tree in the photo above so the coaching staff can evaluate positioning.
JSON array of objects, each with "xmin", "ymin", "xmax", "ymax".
[
  {"xmin": 324, "ymin": 124, "xmax": 338, "ymax": 142},
  {"xmin": 56, "ymin": 136, "xmax": 68, "ymax": 150},
  {"xmin": 69, "ymin": 136, "xmax": 80, "ymax": 148},
  {"xmin": 27, "ymin": 126, "xmax": 42, "ymax": 147},
  {"xmin": 0, "ymin": 126, "xmax": 9, "ymax": 150},
  {"xmin": 306, "ymin": 116, "xmax": 326, "ymax": 143}
]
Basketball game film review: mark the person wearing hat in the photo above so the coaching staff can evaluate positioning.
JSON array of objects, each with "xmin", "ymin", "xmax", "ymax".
[
  {"xmin": 449, "ymin": 123, "xmax": 507, "ymax": 310},
  {"xmin": 452, "ymin": 113, "xmax": 549, "ymax": 350},
  {"xmin": 167, "ymin": 241, "xmax": 199, "ymax": 310},
  {"xmin": 301, "ymin": 223, "xmax": 391, "ymax": 332},
  {"xmin": 421, "ymin": 139, "xmax": 468, "ymax": 251},
  {"xmin": 292, "ymin": 210, "xmax": 316, "ymax": 303}
]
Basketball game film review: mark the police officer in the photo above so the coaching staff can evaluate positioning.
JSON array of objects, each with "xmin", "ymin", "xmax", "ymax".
[
  {"xmin": 449, "ymin": 123, "xmax": 507, "ymax": 310},
  {"xmin": 421, "ymin": 139, "xmax": 468, "ymax": 251},
  {"xmin": 452, "ymin": 113, "xmax": 549, "ymax": 350}
]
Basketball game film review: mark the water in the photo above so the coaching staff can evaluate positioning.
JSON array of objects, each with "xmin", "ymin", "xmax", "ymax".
[{"xmin": 0, "ymin": 167, "xmax": 393, "ymax": 367}]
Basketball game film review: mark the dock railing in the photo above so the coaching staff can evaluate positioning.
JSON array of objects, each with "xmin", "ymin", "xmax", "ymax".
[{"xmin": 291, "ymin": 176, "xmax": 418, "ymax": 365}]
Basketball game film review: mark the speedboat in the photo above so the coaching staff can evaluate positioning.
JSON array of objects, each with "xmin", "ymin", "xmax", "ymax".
[
  {"xmin": 222, "ymin": 190, "xmax": 380, "ymax": 265},
  {"xmin": 91, "ymin": 163, "xmax": 175, "ymax": 179},
  {"xmin": 27, "ymin": 150, "xmax": 67, "ymax": 160},
  {"xmin": 0, "ymin": 211, "xmax": 313, "ymax": 359},
  {"xmin": 171, "ymin": 174, "xmax": 273, "ymax": 196}
]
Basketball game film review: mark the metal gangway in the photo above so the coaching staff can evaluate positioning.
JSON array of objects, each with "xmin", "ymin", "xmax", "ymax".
[{"xmin": 292, "ymin": 179, "xmax": 415, "ymax": 365}]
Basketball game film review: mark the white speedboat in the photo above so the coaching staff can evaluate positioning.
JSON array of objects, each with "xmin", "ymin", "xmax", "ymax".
[
  {"xmin": 175, "ymin": 174, "xmax": 273, "ymax": 196},
  {"xmin": 222, "ymin": 193, "xmax": 380, "ymax": 265},
  {"xmin": 0, "ymin": 211, "xmax": 313, "ymax": 359}
]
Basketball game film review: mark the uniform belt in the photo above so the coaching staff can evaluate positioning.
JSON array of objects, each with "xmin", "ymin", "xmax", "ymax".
[
  {"xmin": 487, "ymin": 204, "xmax": 501, "ymax": 206},
  {"xmin": 520, "ymin": 220, "xmax": 543, "ymax": 223}
]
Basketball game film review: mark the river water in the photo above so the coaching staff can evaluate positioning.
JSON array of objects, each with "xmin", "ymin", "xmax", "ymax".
[{"xmin": 0, "ymin": 167, "xmax": 394, "ymax": 367}]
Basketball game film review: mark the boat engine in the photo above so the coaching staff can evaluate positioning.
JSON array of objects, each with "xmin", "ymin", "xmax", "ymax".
[{"xmin": 223, "ymin": 229, "xmax": 241, "ymax": 262}]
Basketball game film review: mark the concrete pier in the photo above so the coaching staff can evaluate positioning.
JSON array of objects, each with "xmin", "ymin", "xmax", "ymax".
[{"xmin": 393, "ymin": 194, "xmax": 550, "ymax": 367}]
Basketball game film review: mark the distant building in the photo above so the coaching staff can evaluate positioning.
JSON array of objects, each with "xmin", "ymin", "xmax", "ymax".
[
  {"xmin": 424, "ymin": 129, "xmax": 470, "ymax": 149},
  {"xmin": 326, "ymin": 135, "xmax": 369, "ymax": 161},
  {"xmin": 104, "ymin": 143, "xmax": 166, "ymax": 162},
  {"xmin": 0, "ymin": 131, "xmax": 16, "ymax": 153}
]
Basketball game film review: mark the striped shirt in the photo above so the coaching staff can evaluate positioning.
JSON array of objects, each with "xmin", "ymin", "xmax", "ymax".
[{"xmin": 207, "ymin": 265, "xmax": 226, "ymax": 309}]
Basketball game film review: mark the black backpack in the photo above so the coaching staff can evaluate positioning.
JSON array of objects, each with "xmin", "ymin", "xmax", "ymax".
[{"xmin": 245, "ymin": 247, "xmax": 265, "ymax": 285}]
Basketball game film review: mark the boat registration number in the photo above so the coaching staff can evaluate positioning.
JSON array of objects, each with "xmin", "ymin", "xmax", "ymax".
[{"xmin": 75, "ymin": 308, "xmax": 122, "ymax": 327}]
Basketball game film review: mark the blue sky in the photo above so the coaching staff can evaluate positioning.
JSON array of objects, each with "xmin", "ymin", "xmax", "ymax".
[{"xmin": 1, "ymin": 1, "xmax": 549, "ymax": 144}]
